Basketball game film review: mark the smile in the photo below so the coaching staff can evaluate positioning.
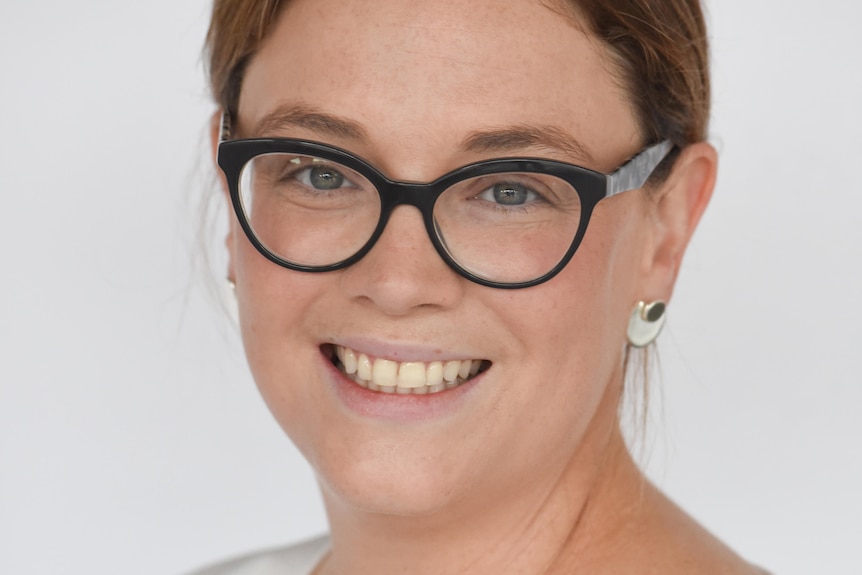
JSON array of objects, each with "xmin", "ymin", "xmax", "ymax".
[{"xmin": 329, "ymin": 345, "xmax": 491, "ymax": 395}]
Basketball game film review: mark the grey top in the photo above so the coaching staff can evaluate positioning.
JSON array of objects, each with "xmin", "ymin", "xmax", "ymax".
[
  {"xmin": 188, "ymin": 535, "xmax": 330, "ymax": 575},
  {"xmin": 187, "ymin": 534, "xmax": 771, "ymax": 575}
]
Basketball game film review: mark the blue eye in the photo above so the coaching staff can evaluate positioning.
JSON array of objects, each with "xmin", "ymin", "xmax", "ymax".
[
  {"xmin": 475, "ymin": 181, "xmax": 539, "ymax": 207},
  {"xmin": 297, "ymin": 165, "xmax": 349, "ymax": 190}
]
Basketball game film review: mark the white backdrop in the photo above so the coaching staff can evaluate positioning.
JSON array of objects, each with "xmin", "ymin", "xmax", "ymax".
[{"xmin": 1, "ymin": 1, "xmax": 860, "ymax": 574}]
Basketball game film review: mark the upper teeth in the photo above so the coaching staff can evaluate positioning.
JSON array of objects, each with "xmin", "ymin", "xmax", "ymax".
[{"xmin": 335, "ymin": 345, "xmax": 485, "ymax": 394}]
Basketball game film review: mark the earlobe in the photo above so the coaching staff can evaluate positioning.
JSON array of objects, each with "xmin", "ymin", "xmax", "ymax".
[{"xmin": 641, "ymin": 141, "xmax": 718, "ymax": 300}]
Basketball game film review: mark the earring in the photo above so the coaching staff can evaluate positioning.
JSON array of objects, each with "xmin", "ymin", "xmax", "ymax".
[
  {"xmin": 225, "ymin": 277, "xmax": 239, "ymax": 323},
  {"xmin": 627, "ymin": 300, "xmax": 667, "ymax": 348}
]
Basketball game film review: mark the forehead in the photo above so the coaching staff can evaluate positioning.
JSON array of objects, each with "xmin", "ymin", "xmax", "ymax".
[{"xmin": 238, "ymin": 0, "xmax": 639, "ymax": 169}]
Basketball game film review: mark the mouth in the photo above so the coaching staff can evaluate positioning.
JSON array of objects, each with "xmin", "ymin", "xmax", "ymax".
[{"xmin": 324, "ymin": 344, "xmax": 491, "ymax": 395}]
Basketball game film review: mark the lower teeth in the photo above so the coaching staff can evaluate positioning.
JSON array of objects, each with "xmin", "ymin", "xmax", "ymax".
[{"xmin": 348, "ymin": 372, "xmax": 469, "ymax": 394}]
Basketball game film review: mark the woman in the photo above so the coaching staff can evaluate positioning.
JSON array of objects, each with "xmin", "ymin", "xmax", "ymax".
[{"xmin": 195, "ymin": 0, "xmax": 764, "ymax": 573}]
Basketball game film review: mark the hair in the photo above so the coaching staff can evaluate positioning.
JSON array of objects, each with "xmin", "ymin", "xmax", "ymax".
[{"xmin": 204, "ymin": 0, "xmax": 711, "ymax": 152}]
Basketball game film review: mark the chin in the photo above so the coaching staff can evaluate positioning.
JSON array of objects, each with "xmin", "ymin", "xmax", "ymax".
[
  {"xmin": 317, "ymin": 456, "xmax": 466, "ymax": 517},
  {"xmin": 310, "ymin": 432, "xmax": 476, "ymax": 518}
]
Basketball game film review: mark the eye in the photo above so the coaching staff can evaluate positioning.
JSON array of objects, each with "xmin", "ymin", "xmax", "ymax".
[
  {"xmin": 295, "ymin": 164, "xmax": 352, "ymax": 191},
  {"xmin": 478, "ymin": 182, "xmax": 538, "ymax": 206}
]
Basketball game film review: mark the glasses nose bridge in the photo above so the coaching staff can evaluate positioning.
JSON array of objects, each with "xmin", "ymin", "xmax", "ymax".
[
  {"xmin": 378, "ymin": 179, "xmax": 441, "ymax": 212},
  {"xmin": 375, "ymin": 179, "xmax": 443, "ymax": 235},
  {"xmin": 367, "ymin": 178, "xmax": 450, "ymax": 265}
]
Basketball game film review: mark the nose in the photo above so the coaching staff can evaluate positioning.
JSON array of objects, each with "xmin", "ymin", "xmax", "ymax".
[{"xmin": 339, "ymin": 205, "xmax": 465, "ymax": 316}]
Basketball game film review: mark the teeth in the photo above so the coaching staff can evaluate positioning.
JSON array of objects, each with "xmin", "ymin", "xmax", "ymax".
[
  {"xmin": 372, "ymin": 359, "xmax": 398, "ymax": 388},
  {"xmin": 357, "ymin": 354, "xmax": 372, "ymax": 381},
  {"xmin": 458, "ymin": 360, "xmax": 471, "ymax": 380},
  {"xmin": 443, "ymin": 361, "xmax": 460, "ymax": 382},
  {"xmin": 427, "ymin": 361, "xmax": 443, "ymax": 387},
  {"xmin": 398, "ymin": 362, "xmax": 427, "ymax": 389},
  {"xmin": 332, "ymin": 346, "xmax": 487, "ymax": 395},
  {"xmin": 343, "ymin": 348, "xmax": 358, "ymax": 375}
]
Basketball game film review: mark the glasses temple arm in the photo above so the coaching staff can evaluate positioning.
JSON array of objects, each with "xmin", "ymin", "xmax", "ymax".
[
  {"xmin": 219, "ymin": 111, "xmax": 233, "ymax": 143},
  {"xmin": 606, "ymin": 140, "xmax": 673, "ymax": 198}
]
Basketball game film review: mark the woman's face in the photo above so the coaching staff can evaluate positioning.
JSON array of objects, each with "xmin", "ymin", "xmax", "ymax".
[{"xmin": 227, "ymin": 0, "xmax": 660, "ymax": 516}]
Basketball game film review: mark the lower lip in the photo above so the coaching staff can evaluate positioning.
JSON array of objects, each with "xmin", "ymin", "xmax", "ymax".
[{"xmin": 320, "ymin": 350, "xmax": 484, "ymax": 423}]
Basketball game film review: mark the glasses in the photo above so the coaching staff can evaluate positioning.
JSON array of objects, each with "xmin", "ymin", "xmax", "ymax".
[{"xmin": 217, "ymin": 113, "xmax": 673, "ymax": 289}]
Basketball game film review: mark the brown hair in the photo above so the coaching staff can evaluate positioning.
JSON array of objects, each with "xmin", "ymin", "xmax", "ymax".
[
  {"xmin": 205, "ymin": 0, "xmax": 282, "ymax": 119},
  {"xmin": 205, "ymin": 0, "xmax": 710, "ymax": 150},
  {"xmin": 572, "ymin": 0, "xmax": 711, "ymax": 146}
]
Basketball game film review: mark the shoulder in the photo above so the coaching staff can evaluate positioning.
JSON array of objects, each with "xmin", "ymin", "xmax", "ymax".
[{"xmin": 186, "ymin": 535, "xmax": 330, "ymax": 575}]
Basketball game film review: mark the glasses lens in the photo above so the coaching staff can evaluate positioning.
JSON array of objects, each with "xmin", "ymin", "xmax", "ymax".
[
  {"xmin": 238, "ymin": 153, "xmax": 381, "ymax": 267},
  {"xmin": 434, "ymin": 172, "xmax": 583, "ymax": 283}
]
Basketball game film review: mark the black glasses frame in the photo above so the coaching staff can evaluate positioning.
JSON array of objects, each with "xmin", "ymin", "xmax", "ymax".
[{"xmin": 217, "ymin": 113, "xmax": 673, "ymax": 289}]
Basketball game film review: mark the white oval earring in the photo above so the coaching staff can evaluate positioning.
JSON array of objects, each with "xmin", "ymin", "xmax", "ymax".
[
  {"xmin": 225, "ymin": 278, "xmax": 239, "ymax": 323},
  {"xmin": 627, "ymin": 300, "xmax": 667, "ymax": 348}
]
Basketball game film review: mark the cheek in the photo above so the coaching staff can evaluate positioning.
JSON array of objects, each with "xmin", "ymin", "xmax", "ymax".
[
  {"xmin": 493, "ymin": 200, "xmax": 647, "ymax": 407},
  {"xmin": 235, "ymin": 241, "xmax": 305, "ymax": 345},
  {"xmin": 231, "ymin": 238, "xmax": 331, "ymax": 432},
  {"xmin": 570, "ymin": 197, "xmax": 648, "ymax": 326},
  {"xmin": 472, "ymin": 207, "xmax": 646, "ymax": 478},
  {"xmin": 231, "ymin": 223, "xmax": 340, "ymax": 333},
  {"xmin": 502, "ymin": 240, "xmax": 635, "ymax": 362}
]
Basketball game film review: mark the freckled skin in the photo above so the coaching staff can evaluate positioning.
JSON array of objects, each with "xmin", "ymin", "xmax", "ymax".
[
  {"xmin": 235, "ymin": 0, "xmax": 640, "ymax": 514},
  {"xmin": 217, "ymin": 0, "xmax": 750, "ymax": 573}
]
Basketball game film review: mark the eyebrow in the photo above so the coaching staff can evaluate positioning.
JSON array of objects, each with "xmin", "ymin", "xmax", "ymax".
[
  {"xmin": 250, "ymin": 104, "xmax": 594, "ymax": 164},
  {"xmin": 461, "ymin": 125, "xmax": 595, "ymax": 164},
  {"xmin": 251, "ymin": 104, "xmax": 369, "ymax": 141}
]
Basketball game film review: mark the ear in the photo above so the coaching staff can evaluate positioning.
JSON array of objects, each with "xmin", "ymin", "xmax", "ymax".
[
  {"xmin": 639, "ymin": 141, "xmax": 718, "ymax": 302},
  {"xmin": 210, "ymin": 110, "xmax": 237, "ymax": 284}
]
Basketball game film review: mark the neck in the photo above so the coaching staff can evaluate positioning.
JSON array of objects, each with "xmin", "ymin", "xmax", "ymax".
[{"xmin": 317, "ymin": 379, "xmax": 650, "ymax": 575}]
